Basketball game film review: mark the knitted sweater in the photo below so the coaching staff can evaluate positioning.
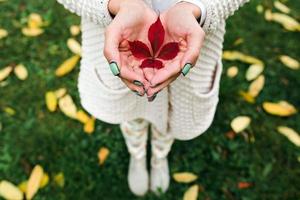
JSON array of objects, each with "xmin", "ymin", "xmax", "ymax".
[{"xmin": 57, "ymin": 0, "xmax": 249, "ymax": 140}]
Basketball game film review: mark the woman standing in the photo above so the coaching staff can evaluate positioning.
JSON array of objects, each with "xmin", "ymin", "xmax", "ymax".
[{"xmin": 57, "ymin": 0, "xmax": 249, "ymax": 196}]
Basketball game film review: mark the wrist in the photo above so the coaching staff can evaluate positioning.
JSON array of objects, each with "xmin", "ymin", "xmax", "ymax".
[
  {"xmin": 108, "ymin": 0, "xmax": 144, "ymax": 16},
  {"xmin": 175, "ymin": 2, "xmax": 201, "ymax": 19}
]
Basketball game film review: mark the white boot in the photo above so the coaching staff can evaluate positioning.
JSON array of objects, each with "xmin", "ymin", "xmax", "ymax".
[
  {"xmin": 150, "ymin": 125, "xmax": 174, "ymax": 195},
  {"xmin": 120, "ymin": 119, "xmax": 149, "ymax": 196}
]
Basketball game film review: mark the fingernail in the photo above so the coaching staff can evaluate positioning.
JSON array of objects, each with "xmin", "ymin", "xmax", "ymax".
[
  {"xmin": 133, "ymin": 80, "xmax": 143, "ymax": 86},
  {"xmin": 148, "ymin": 92, "xmax": 158, "ymax": 102},
  {"xmin": 109, "ymin": 61, "xmax": 120, "ymax": 76},
  {"xmin": 181, "ymin": 63, "xmax": 192, "ymax": 76},
  {"xmin": 132, "ymin": 90, "xmax": 143, "ymax": 97}
]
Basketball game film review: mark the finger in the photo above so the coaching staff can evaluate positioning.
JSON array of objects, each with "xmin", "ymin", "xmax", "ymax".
[
  {"xmin": 180, "ymin": 27, "xmax": 205, "ymax": 76},
  {"xmin": 121, "ymin": 78, "xmax": 145, "ymax": 96},
  {"xmin": 149, "ymin": 60, "xmax": 181, "ymax": 87},
  {"xmin": 119, "ymin": 65, "xmax": 147, "ymax": 87},
  {"xmin": 104, "ymin": 24, "xmax": 122, "ymax": 76},
  {"xmin": 147, "ymin": 75, "xmax": 178, "ymax": 100}
]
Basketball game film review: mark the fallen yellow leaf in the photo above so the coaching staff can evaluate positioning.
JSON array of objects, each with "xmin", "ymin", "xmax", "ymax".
[
  {"xmin": 248, "ymin": 75, "xmax": 265, "ymax": 98},
  {"xmin": 98, "ymin": 147, "xmax": 110, "ymax": 165},
  {"xmin": 256, "ymin": 5, "xmax": 264, "ymax": 13},
  {"xmin": 265, "ymin": 10, "xmax": 300, "ymax": 31},
  {"xmin": 246, "ymin": 64, "xmax": 264, "ymax": 81},
  {"xmin": 76, "ymin": 110, "xmax": 90, "ymax": 124},
  {"xmin": 58, "ymin": 94, "xmax": 77, "ymax": 119},
  {"xmin": 3, "ymin": 106, "xmax": 16, "ymax": 116},
  {"xmin": 263, "ymin": 101, "xmax": 297, "ymax": 117},
  {"xmin": 18, "ymin": 180, "xmax": 27, "ymax": 193},
  {"xmin": 274, "ymin": 1, "xmax": 290, "ymax": 14},
  {"xmin": 0, "ymin": 66, "xmax": 13, "ymax": 82},
  {"xmin": 14, "ymin": 64, "xmax": 28, "ymax": 80},
  {"xmin": 26, "ymin": 165, "xmax": 44, "ymax": 200},
  {"xmin": 277, "ymin": 126, "xmax": 300, "ymax": 147},
  {"xmin": 28, "ymin": 13, "xmax": 43, "ymax": 29},
  {"xmin": 22, "ymin": 27, "xmax": 44, "ymax": 37},
  {"xmin": 55, "ymin": 55, "xmax": 80, "ymax": 77},
  {"xmin": 183, "ymin": 184, "xmax": 199, "ymax": 200},
  {"xmin": 54, "ymin": 172, "xmax": 65, "ymax": 188},
  {"xmin": 54, "ymin": 88, "xmax": 67, "ymax": 99},
  {"xmin": 0, "ymin": 28, "xmax": 8, "ymax": 39},
  {"xmin": 279, "ymin": 55, "xmax": 299, "ymax": 70},
  {"xmin": 222, "ymin": 51, "xmax": 264, "ymax": 66},
  {"xmin": 45, "ymin": 91, "xmax": 57, "ymax": 112},
  {"xmin": 227, "ymin": 66, "xmax": 238, "ymax": 78},
  {"xmin": 173, "ymin": 172, "xmax": 198, "ymax": 183},
  {"xmin": 231, "ymin": 116, "xmax": 251, "ymax": 133},
  {"xmin": 39, "ymin": 173, "xmax": 49, "ymax": 189},
  {"xmin": 84, "ymin": 117, "xmax": 95, "ymax": 134},
  {"xmin": 67, "ymin": 38, "xmax": 82, "ymax": 56},
  {"xmin": 70, "ymin": 25, "xmax": 81, "ymax": 36},
  {"xmin": 0, "ymin": 180, "xmax": 23, "ymax": 200},
  {"xmin": 239, "ymin": 91, "xmax": 255, "ymax": 104}
]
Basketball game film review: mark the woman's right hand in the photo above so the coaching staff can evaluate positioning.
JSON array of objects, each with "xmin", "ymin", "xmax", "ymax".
[{"xmin": 104, "ymin": 0, "xmax": 157, "ymax": 96}]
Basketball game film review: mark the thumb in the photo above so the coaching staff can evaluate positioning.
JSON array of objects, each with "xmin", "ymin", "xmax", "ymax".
[
  {"xmin": 180, "ymin": 27, "xmax": 205, "ymax": 76},
  {"xmin": 104, "ymin": 24, "xmax": 122, "ymax": 76}
]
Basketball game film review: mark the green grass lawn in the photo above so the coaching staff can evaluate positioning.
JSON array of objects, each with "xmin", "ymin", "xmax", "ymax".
[{"xmin": 0, "ymin": 0, "xmax": 300, "ymax": 199}]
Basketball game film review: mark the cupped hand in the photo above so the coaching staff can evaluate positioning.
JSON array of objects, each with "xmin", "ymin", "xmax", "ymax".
[
  {"xmin": 104, "ymin": 0, "xmax": 157, "ymax": 96},
  {"xmin": 144, "ymin": 2, "xmax": 206, "ymax": 98}
]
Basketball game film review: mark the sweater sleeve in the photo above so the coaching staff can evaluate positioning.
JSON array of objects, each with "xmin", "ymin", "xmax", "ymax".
[
  {"xmin": 201, "ymin": 0, "xmax": 250, "ymax": 33},
  {"xmin": 56, "ymin": 0, "xmax": 113, "ymax": 27}
]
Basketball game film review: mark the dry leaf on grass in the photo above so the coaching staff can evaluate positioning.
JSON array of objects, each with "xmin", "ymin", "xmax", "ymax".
[
  {"xmin": 18, "ymin": 180, "xmax": 27, "ymax": 193},
  {"xmin": 84, "ymin": 117, "xmax": 95, "ymax": 134},
  {"xmin": 0, "ymin": 180, "xmax": 23, "ymax": 200},
  {"xmin": 274, "ymin": 1, "xmax": 290, "ymax": 14},
  {"xmin": 14, "ymin": 64, "xmax": 28, "ymax": 80},
  {"xmin": 173, "ymin": 172, "xmax": 198, "ymax": 183},
  {"xmin": 70, "ymin": 25, "xmax": 80, "ymax": 36},
  {"xmin": 231, "ymin": 116, "xmax": 251, "ymax": 133},
  {"xmin": 279, "ymin": 55, "xmax": 299, "ymax": 70},
  {"xmin": 223, "ymin": 51, "xmax": 264, "ymax": 66},
  {"xmin": 246, "ymin": 64, "xmax": 264, "ymax": 81},
  {"xmin": 0, "ymin": 66, "xmax": 13, "ymax": 82},
  {"xmin": 263, "ymin": 101, "xmax": 297, "ymax": 117},
  {"xmin": 26, "ymin": 165, "xmax": 44, "ymax": 200},
  {"xmin": 22, "ymin": 27, "xmax": 44, "ymax": 37},
  {"xmin": 76, "ymin": 110, "xmax": 90, "ymax": 124},
  {"xmin": 67, "ymin": 38, "xmax": 82, "ymax": 56},
  {"xmin": 248, "ymin": 75, "xmax": 265, "ymax": 97},
  {"xmin": 277, "ymin": 126, "xmax": 300, "ymax": 147},
  {"xmin": 45, "ymin": 91, "xmax": 57, "ymax": 112},
  {"xmin": 183, "ymin": 184, "xmax": 199, "ymax": 200},
  {"xmin": 227, "ymin": 66, "xmax": 238, "ymax": 78},
  {"xmin": 238, "ymin": 182, "xmax": 252, "ymax": 189},
  {"xmin": 58, "ymin": 94, "xmax": 77, "ymax": 119},
  {"xmin": 265, "ymin": 10, "xmax": 300, "ymax": 31},
  {"xmin": 98, "ymin": 147, "xmax": 110, "ymax": 165},
  {"xmin": 39, "ymin": 173, "xmax": 49, "ymax": 189},
  {"xmin": 55, "ymin": 55, "xmax": 80, "ymax": 77},
  {"xmin": 22, "ymin": 13, "xmax": 44, "ymax": 37},
  {"xmin": 54, "ymin": 173, "xmax": 65, "ymax": 188},
  {"xmin": 0, "ymin": 28, "xmax": 8, "ymax": 39},
  {"xmin": 3, "ymin": 106, "xmax": 16, "ymax": 116},
  {"xmin": 54, "ymin": 88, "xmax": 67, "ymax": 99}
]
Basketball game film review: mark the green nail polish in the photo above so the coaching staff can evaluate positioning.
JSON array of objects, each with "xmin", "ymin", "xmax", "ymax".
[
  {"xmin": 181, "ymin": 63, "xmax": 192, "ymax": 76},
  {"xmin": 133, "ymin": 80, "xmax": 143, "ymax": 86},
  {"xmin": 132, "ymin": 90, "xmax": 143, "ymax": 97},
  {"xmin": 109, "ymin": 61, "xmax": 120, "ymax": 76}
]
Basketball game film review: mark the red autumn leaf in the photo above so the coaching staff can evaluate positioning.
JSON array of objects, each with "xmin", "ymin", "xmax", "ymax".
[
  {"xmin": 148, "ymin": 17, "xmax": 165, "ymax": 55},
  {"xmin": 140, "ymin": 58, "xmax": 163, "ymax": 69},
  {"xmin": 157, "ymin": 42, "xmax": 180, "ymax": 60},
  {"xmin": 128, "ymin": 41, "xmax": 151, "ymax": 59},
  {"xmin": 238, "ymin": 182, "xmax": 252, "ymax": 189}
]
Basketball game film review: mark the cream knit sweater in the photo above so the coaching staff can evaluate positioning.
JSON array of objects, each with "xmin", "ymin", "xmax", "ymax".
[{"xmin": 57, "ymin": 0, "xmax": 249, "ymax": 140}]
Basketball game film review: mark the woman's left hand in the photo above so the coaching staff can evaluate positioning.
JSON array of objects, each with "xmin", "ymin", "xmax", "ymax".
[{"xmin": 144, "ymin": 2, "xmax": 206, "ymax": 98}]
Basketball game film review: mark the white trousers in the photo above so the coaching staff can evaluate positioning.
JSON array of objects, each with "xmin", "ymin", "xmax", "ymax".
[{"xmin": 120, "ymin": 118, "xmax": 174, "ymax": 159}]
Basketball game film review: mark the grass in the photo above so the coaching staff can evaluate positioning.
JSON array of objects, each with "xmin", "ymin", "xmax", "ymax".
[{"xmin": 0, "ymin": 0, "xmax": 300, "ymax": 199}]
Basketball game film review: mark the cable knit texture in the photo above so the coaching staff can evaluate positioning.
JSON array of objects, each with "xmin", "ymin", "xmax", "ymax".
[{"xmin": 56, "ymin": 0, "xmax": 249, "ymax": 140}]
